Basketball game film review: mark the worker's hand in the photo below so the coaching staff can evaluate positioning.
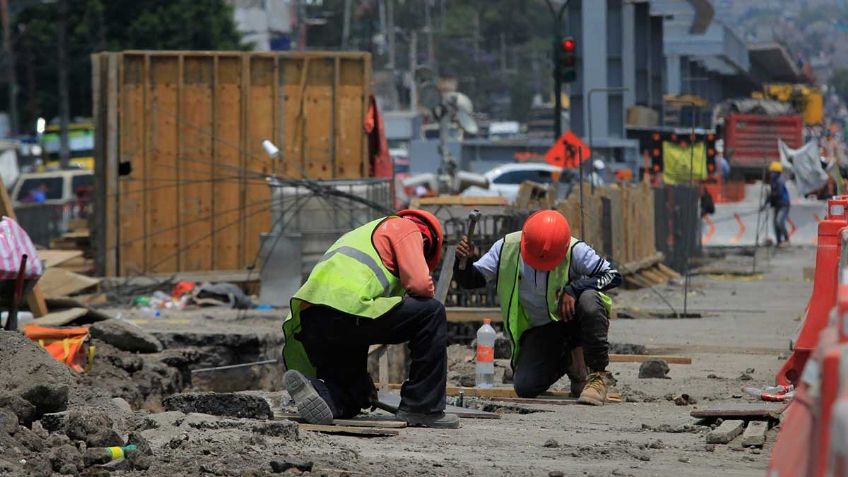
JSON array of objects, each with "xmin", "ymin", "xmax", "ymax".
[
  {"xmin": 558, "ymin": 291, "xmax": 576, "ymax": 322},
  {"xmin": 455, "ymin": 235, "xmax": 477, "ymax": 260}
]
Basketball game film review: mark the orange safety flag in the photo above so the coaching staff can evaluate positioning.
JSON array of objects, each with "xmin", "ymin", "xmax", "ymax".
[
  {"xmin": 544, "ymin": 131, "xmax": 591, "ymax": 169},
  {"xmin": 23, "ymin": 325, "xmax": 93, "ymax": 373}
]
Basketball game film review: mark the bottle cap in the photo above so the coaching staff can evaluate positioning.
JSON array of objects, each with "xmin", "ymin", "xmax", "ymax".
[{"xmin": 483, "ymin": 318, "xmax": 491, "ymax": 325}]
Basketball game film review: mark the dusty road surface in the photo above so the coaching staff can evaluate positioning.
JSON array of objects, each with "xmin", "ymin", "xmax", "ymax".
[
  {"xmin": 0, "ymin": 247, "xmax": 811, "ymax": 476},
  {"xmin": 291, "ymin": 246, "xmax": 808, "ymax": 477}
]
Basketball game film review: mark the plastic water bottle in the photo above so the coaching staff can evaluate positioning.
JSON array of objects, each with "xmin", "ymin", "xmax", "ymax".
[{"xmin": 476, "ymin": 319, "xmax": 496, "ymax": 388}]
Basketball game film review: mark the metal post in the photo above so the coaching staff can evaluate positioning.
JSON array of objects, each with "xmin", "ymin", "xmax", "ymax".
[
  {"xmin": 57, "ymin": 0, "xmax": 70, "ymax": 169},
  {"xmin": 545, "ymin": 0, "xmax": 569, "ymax": 139},
  {"xmin": 578, "ymin": 146, "xmax": 585, "ymax": 239},
  {"xmin": 342, "ymin": 0, "xmax": 353, "ymax": 49},
  {"xmin": 0, "ymin": 0, "xmax": 16, "ymax": 136}
]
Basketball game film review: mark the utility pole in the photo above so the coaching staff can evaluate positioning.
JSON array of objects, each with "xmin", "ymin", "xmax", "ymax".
[
  {"xmin": 341, "ymin": 0, "xmax": 353, "ymax": 49},
  {"xmin": 409, "ymin": 30, "xmax": 418, "ymax": 112},
  {"xmin": 545, "ymin": 0, "xmax": 569, "ymax": 138},
  {"xmin": 500, "ymin": 33, "xmax": 507, "ymax": 72},
  {"xmin": 424, "ymin": 0, "xmax": 435, "ymax": 69},
  {"xmin": 57, "ymin": 0, "xmax": 70, "ymax": 169},
  {"xmin": 386, "ymin": 0, "xmax": 396, "ymax": 69},
  {"xmin": 0, "ymin": 0, "xmax": 17, "ymax": 136}
]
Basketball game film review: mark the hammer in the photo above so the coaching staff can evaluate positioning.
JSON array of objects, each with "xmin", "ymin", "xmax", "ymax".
[{"xmin": 458, "ymin": 209, "xmax": 481, "ymax": 271}]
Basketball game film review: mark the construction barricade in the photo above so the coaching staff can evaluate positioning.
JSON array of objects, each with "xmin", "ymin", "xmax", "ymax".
[
  {"xmin": 770, "ymin": 224, "xmax": 848, "ymax": 476},
  {"xmin": 776, "ymin": 197, "xmax": 848, "ymax": 387}
]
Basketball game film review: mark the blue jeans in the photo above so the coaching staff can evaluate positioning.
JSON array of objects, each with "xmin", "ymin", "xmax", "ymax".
[{"xmin": 774, "ymin": 205, "xmax": 790, "ymax": 244}]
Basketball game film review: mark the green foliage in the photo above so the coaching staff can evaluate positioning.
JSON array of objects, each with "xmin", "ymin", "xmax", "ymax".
[
  {"xmin": 832, "ymin": 68, "xmax": 848, "ymax": 103},
  {"xmin": 7, "ymin": 0, "xmax": 244, "ymax": 131}
]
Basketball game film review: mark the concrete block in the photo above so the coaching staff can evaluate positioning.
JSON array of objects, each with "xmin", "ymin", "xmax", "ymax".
[
  {"xmin": 706, "ymin": 419, "xmax": 745, "ymax": 444},
  {"xmin": 90, "ymin": 319, "xmax": 163, "ymax": 353},
  {"xmin": 741, "ymin": 420, "xmax": 768, "ymax": 447},
  {"xmin": 163, "ymin": 392, "xmax": 273, "ymax": 420}
]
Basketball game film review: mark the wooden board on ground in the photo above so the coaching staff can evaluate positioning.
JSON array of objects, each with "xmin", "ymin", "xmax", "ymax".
[
  {"xmin": 690, "ymin": 402, "xmax": 788, "ymax": 420},
  {"xmin": 277, "ymin": 412, "xmax": 407, "ymax": 429},
  {"xmin": 32, "ymin": 307, "xmax": 89, "ymax": 327},
  {"xmin": 298, "ymin": 423, "xmax": 399, "ymax": 437},
  {"xmin": 378, "ymin": 391, "xmax": 500, "ymax": 419},
  {"xmin": 490, "ymin": 392, "xmax": 621, "ymax": 406},
  {"xmin": 39, "ymin": 250, "xmax": 84, "ymax": 269},
  {"xmin": 610, "ymin": 354, "xmax": 692, "ymax": 364},
  {"xmin": 38, "ymin": 268, "xmax": 100, "ymax": 298}
]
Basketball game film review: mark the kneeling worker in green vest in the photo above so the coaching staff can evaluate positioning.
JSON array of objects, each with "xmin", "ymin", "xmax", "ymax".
[
  {"xmin": 454, "ymin": 210, "xmax": 622, "ymax": 405},
  {"xmin": 282, "ymin": 209, "xmax": 459, "ymax": 428}
]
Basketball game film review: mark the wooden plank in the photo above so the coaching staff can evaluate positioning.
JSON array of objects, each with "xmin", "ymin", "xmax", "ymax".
[
  {"xmin": 303, "ymin": 58, "xmax": 334, "ymax": 178},
  {"xmin": 118, "ymin": 54, "xmax": 148, "ymax": 275},
  {"xmin": 337, "ymin": 58, "xmax": 366, "ymax": 177},
  {"xmin": 38, "ymin": 268, "xmax": 100, "ymax": 298},
  {"xmin": 32, "ymin": 307, "xmax": 89, "ymax": 327},
  {"xmin": 446, "ymin": 307, "xmax": 502, "ymax": 323},
  {"xmin": 377, "ymin": 391, "xmax": 500, "ymax": 419},
  {"xmin": 244, "ymin": 56, "xmax": 274, "ymax": 265},
  {"xmin": 281, "ymin": 57, "xmax": 305, "ymax": 178},
  {"xmin": 490, "ymin": 392, "xmax": 622, "ymax": 405},
  {"xmin": 690, "ymin": 402, "xmax": 788, "ymax": 420},
  {"xmin": 657, "ymin": 263, "xmax": 682, "ymax": 280},
  {"xmin": 147, "ymin": 55, "xmax": 180, "ymax": 272},
  {"xmin": 277, "ymin": 413, "xmax": 407, "ymax": 429},
  {"xmin": 179, "ymin": 56, "xmax": 214, "ymax": 271},
  {"xmin": 213, "ymin": 56, "xmax": 244, "ymax": 270},
  {"xmin": 620, "ymin": 252, "xmax": 664, "ymax": 275},
  {"xmin": 37, "ymin": 250, "xmax": 83, "ymax": 269},
  {"xmin": 298, "ymin": 423, "xmax": 399, "ymax": 437}
]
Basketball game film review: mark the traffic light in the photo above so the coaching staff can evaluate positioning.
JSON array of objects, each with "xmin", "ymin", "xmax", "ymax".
[{"xmin": 558, "ymin": 37, "xmax": 576, "ymax": 83}]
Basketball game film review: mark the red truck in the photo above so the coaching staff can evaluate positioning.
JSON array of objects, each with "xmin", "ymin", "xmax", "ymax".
[{"xmin": 724, "ymin": 113, "xmax": 804, "ymax": 179}]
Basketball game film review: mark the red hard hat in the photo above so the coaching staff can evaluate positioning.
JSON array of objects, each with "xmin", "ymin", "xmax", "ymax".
[
  {"xmin": 396, "ymin": 209, "xmax": 444, "ymax": 271},
  {"xmin": 520, "ymin": 210, "xmax": 571, "ymax": 271}
]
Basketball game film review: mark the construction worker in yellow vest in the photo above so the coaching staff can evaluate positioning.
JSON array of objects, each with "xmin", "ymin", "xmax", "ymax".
[
  {"xmin": 282, "ymin": 209, "xmax": 459, "ymax": 428},
  {"xmin": 454, "ymin": 210, "xmax": 621, "ymax": 405}
]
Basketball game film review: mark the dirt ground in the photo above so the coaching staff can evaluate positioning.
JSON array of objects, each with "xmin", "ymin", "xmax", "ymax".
[{"xmin": 0, "ymin": 246, "xmax": 812, "ymax": 476}]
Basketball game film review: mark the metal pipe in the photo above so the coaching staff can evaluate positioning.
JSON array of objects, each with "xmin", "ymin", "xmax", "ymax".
[{"xmin": 587, "ymin": 87, "xmax": 629, "ymax": 195}]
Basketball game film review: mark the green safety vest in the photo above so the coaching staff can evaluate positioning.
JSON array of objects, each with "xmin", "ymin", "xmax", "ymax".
[
  {"xmin": 282, "ymin": 217, "xmax": 404, "ymax": 376},
  {"xmin": 496, "ymin": 232, "xmax": 611, "ymax": 367}
]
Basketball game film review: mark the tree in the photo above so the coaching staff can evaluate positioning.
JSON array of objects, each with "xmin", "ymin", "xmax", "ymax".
[
  {"xmin": 5, "ymin": 0, "xmax": 244, "ymax": 133},
  {"xmin": 832, "ymin": 68, "xmax": 848, "ymax": 103}
]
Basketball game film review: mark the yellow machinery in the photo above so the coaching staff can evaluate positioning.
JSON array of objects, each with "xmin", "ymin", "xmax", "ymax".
[{"xmin": 760, "ymin": 84, "xmax": 824, "ymax": 126}]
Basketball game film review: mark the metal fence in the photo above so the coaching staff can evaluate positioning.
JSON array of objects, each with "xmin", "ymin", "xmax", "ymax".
[
  {"xmin": 260, "ymin": 178, "xmax": 393, "ymax": 307},
  {"xmin": 653, "ymin": 185, "xmax": 701, "ymax": 272}
]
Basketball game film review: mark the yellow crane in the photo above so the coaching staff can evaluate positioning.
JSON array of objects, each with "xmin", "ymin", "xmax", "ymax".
[{"xmin": 757, "ymin": 83, "xmax": 823, "ymax": 126}]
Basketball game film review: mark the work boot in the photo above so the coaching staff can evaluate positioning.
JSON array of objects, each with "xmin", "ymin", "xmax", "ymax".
[
  {"xmin": 577, "ymin": 371, "xmax": 611, "ymax": 406},
  {"xmin": 395, "ymin": 409, "xmax": 460, "ymax": 429},
  {"xmin": 283, "ymin": 370, "xmax": 334, "ymax": 425}
]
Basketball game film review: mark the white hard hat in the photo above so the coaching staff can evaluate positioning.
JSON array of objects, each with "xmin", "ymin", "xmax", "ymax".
[{"xmin": 593, "ymin": 159, "xmax": 606, "ymax": 170}]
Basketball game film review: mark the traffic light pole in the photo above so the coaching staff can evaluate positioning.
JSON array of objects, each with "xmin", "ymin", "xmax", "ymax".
[{"xmin": 545, "ymin": 0, "xmax": 569, "ymax": 138}]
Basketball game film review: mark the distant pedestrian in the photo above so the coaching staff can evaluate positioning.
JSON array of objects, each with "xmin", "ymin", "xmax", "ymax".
[
  {"xmin": 590, "ymin": 159, "xmax": 606, "ymax": 188},
  {"xmin": 766, "ymin": 162, "xmax": 791, "ymax": 247}
]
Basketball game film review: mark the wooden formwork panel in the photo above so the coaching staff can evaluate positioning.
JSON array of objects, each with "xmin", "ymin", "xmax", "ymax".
[{"xmin": 92, "ymin": 51, "xmax": 372, "ymax": 276}]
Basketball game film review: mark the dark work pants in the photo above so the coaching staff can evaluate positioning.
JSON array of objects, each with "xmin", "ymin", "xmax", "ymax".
[
  {"xmin": 513, "ymin": 290, "xmax": 610, "ymax": 398},
  {"xmin": 774, "ymin": 205, "xmax": 790, "ymax": 244},
  {"xmin": 297, "ymin": 297, "xmax": 447, "ymax": 418}
]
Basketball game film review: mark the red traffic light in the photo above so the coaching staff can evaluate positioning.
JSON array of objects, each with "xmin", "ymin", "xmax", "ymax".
[{"xmin": 561, "ymin": 38, "xmax": 575, "ymax": 52}]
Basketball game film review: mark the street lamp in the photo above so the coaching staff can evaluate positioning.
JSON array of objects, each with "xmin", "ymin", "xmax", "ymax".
[{"xmin": 544, "ymin": 0, "xmax": 570, "ymax": 138}]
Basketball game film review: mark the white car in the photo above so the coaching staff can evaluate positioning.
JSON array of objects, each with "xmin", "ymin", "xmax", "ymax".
[{"xmin": 462, "ymin": 163, "xmax": 574, "ymax": 202}]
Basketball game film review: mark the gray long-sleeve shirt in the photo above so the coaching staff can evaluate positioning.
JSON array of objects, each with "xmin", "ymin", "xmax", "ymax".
[{"xmin": 472, "ymin": 239, "xmax": 621, "ymax": 328}]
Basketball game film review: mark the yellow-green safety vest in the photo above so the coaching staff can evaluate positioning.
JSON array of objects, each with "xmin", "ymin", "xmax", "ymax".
[
  {"xmin": 282, "ymin": 217, "xmax": 404, "ymax": 376},
  {"xmin": 496, "ymin": 232, "xmax": 611, "ymax": 366}
]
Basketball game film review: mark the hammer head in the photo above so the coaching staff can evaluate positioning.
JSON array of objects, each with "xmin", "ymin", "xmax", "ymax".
[{"xmin": 466, "ymin": 209, "xmax": 482, "ymax": 236}]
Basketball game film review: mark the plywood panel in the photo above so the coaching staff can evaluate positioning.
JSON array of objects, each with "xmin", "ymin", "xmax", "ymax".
[
  {"xmin": 147, "ymin": 56, "xmax": 180, "ymax": 272},
  {"xmin": 118, "ymin": 55, "xmax": 147, "ymax": 274},
  {"xmin": 180, "ymin": 56, "xmax": 214, "ymax": 271},
  {"xmin": 95, "ymin": 51, "xmax": 371, "ymax": 276},
  {"xmin": 245, "ymin": 57, "xmax": 274, "ymax": 265},
  {"xmin": 213, "ymin": 56, "xmax": 244, "ymax": 270}
]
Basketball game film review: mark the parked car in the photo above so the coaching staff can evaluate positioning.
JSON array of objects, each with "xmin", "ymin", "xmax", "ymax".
[
  {"xmin": 11, "ymin": 169, "xmax": 93, "ymax": 246},
  {"xmin": 462, "ymin": 163, "xmax": 575, "ymax": 202}
]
